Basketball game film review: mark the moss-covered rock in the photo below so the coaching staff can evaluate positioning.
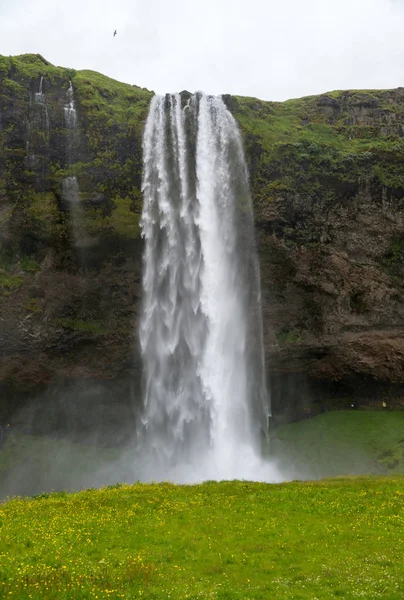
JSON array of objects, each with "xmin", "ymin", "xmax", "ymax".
[
  {"xmin": 0, "ymin": 54, "xmax": 149, "ymax": 424},
  {"xmin": 231, "ymin": 88, "xmax": 404, "ymax": 417}
]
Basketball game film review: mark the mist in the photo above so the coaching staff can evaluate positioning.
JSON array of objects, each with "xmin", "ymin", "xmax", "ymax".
[
  {"xmin": 0, "ymin": 383, "xmax": 284, "ymax": 500},
  {"xmin": 1, "ymin": 379, "xmax": 393, "ymax": 501}
]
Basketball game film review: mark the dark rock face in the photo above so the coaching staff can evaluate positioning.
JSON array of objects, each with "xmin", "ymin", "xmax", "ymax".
[
  {"xmin": 1, "ymin": 54, "xmax": 404, "ymax": 427},
  {"xmin": 232, "ymin": 90, "xmax": 404, "ymax": 417},
  {"xmin": 0, "ymin": 55, "xmax": 151, "ymax": 428}
]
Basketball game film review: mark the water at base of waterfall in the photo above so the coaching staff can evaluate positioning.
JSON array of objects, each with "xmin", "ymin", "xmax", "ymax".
[{"xmin": 138, "ymin": 93, "xmax": 280, "ymax": 483}]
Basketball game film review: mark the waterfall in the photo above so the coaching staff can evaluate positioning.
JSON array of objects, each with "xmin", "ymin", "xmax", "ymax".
[
  {"xmin": 64, "ymin": 81, "xmax": 77, "ymax": 167},
  {"xmin": 138, "ymin": 93, "xmax": 277, "ymax": 483},
  {"xmin": 33, "ymin": 75, "xmax": 50, "ymax": 133},
  {"xmin": 61, "ymin": 81, "xmax": 86, "ymax": 249},
  {"xmin": 62, "ymin": 80, "xmax": 79, "ymax": 207},
  {"xmin": 35, "ymin": 76, "xmax": 44, "ymax": 101},
  {"xmin": 25, "ymin": 76, "xmax": 50, "ymax": 170},
  {"xmin": 64, "ymin": 81, "xmax": 77, "ymax": 131}
]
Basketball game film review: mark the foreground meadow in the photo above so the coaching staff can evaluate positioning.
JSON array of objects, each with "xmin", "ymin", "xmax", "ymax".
[{"xmin": 0, "ymin": 477, "xmax": 403, "ymax": 599}]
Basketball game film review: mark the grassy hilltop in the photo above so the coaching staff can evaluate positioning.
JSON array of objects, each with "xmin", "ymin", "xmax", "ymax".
[{"xmin": 233, "ymin": 88, "xmax": 404, "ymax": 215}]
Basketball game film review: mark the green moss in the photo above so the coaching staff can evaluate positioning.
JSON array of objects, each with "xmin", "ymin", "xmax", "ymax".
[
  {"xmin": 381, "ymin": 237, "xmax": 404, "ymax": 274},
  {"xmin": 0, "ymin": 54, "xmax": 151, "ymax": 253},
  {"xmin": 2, "ymin": 78, "xmax": 26, "ymax": 97},
  {"xmin": 0, "ymin": 207, "xmax": 14, "ymax": 226},
  {"xmin": 272, "ymin": 410, "xmax": 404, "ymax": 476},
  {"xmin": 27, "ymin": 191, "xmax": 58, "ymax": 219},
  {"xmin": 276, "ymin": 330, "xmax": 302, "ymax": 344},
  {"xmin": 82, "ymin": 195, "xmax": 141, "ymax": 239},
  {"xmin": 25, "ymin": 298, "xmax": 43, "ymax": 313},
  {"xmin": 20, "ymin": 257, "xmax": 41, "ymax": 273},
  {"xmin": 25, "ymin": 191, "xmax": 67, "ymax": 242},
  {"xmin": 73, "ymin": 70, "xmax": 152, "ymax": 123},
  {"xmin": 374, "ymin": 161, "xmax": 404, "ymax": 189},
  {"xmin": 107, "ymin": 195, "xmax": 141, "ymax": 237},
  {"xmin": 232, "ymin": 89, "xmax": 404, "ymax": 226},
  {"xmin": 0, "ymin": 54, "xmax": 71, "ymax": 85},
  {"xmin": 56, "ymin": 318, "xmax": 108, "ymax": 334},
  {"xmin": 0, "ymin": 273, "xmax": 23, "ymax": 290}
]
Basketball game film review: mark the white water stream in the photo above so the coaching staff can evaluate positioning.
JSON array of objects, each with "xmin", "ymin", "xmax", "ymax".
[
  {"xmin": 138, "ymin": 93, "xmax": 280, "ymax": 483},
  {"xmin": 61, "ymin": 81, "xmax": 87, "ymax": 249},
  {"xmin": 25, "ymin": 75, "xmax": 50, "ymax": 170},
  {"xmin": 34, "ymin": 75, "xmax": 50, "ymax": 132}
]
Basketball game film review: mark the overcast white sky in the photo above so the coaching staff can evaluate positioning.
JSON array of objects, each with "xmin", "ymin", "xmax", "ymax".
[{"xmin": 1, "ymin": 0, "xmax": 404, "ymax": 101}]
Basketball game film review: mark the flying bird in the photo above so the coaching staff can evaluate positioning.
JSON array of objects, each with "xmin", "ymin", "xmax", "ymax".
[{"xmin": 113, "ymin": 30, "xmax": 117, "ymax": 37}]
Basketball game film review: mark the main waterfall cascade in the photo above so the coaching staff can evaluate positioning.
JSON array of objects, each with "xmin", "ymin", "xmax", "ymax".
[{"xmin": 138, "ymin": 93, "xmax": 279, "ymax": 482}]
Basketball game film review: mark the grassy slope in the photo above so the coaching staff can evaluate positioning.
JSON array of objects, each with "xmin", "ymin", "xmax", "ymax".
[
  {"xmin": 272, "ymin": 410, "xmax": 404, "ymax": 479},
  {"xmin": 0, "ymin": 434, "xmax": 127, "ymax": 499},
  {"xmin": 1, "ymin": 477, "xmax": 403, "ymax": 599},
  {"xmin": 234, "ymin": 90, "xmax": 404, "ymax": 151}
]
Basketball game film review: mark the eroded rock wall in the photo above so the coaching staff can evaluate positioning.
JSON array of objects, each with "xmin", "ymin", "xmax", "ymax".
[
  {"xmin": 231, "ymin": 90, "xmax": 404, "ymax": 415},
  {"xmin": 0, "ymin": 55, "xmax": 151, "ymax": 427}
]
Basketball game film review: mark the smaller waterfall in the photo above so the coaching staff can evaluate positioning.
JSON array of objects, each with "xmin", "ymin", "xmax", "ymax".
[
  {"xmin": 63, "ymin": 80, "xmax": 78, "ymax": 174},
  {"xmin": 35, "ymin": 75, "xmax": 44, "ymax": 101},
  {"xmin": 0, "ymin": 107, "xmax": 9, "ymax": 237},
  {"xmin": 62, "ymin": 176, "xmax": 80, "ymax": 204},
  {"xmin": 25, "ymin": 76, "xmax": 50, "ymax": 171},
  {"xmin": 64, "ymin": 81, "xmax": 77, "ymax": 131},
  {"xmin": 33, "ymin": 76, "xmax": 50, "ymax": 133},
  {"xmin": 61, "ymin": 81, "xmax": 86, "ymax": 249}
]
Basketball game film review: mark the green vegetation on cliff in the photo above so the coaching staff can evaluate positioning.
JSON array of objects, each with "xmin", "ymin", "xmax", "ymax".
[
  {"xmin": 0, "ymin": 272, "xmax": 23, "ymax": 291},
  {"xmin": 56, "ymin": 317, "xmax": 109, "ymax": 335},
  {"xmin": 231, "ymin": 87, "xmax": 404, "ymax": 361},
  {"xmin": 3, "ymin": 53, "xmax": 402, "ymax": 259},
  {"xmin": 0, "ymin": 53, "xmax": 152, "ymax": 255},
  {"xmin": 232, "ymin": 90, "xmax": 404, "ymax": 245},
  {"xmin": 0, "ymin": 54, "xmax": 72, "ymax": 84}
]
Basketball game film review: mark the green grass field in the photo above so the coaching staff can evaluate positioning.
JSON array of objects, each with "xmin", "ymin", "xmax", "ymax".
[
  {"xmin": 1, "ymin": 410, "xmax": 404, "ymax": 598},
  {"xmin": 1, "ymin": 477, "xmax": 403, "ymax": 599},
  {"xmin": 270, "ymin": 410, "xmax": 404, "ymax": 479}
]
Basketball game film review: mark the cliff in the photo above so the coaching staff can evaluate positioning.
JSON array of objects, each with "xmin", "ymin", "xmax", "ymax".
[
  {"xmin": 1, "ymin": 54, "xmax": 404, "ymax": 427},
  {"xmin": 230, "ymin": 90, "xmax": 404, "ymax": 413}
]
